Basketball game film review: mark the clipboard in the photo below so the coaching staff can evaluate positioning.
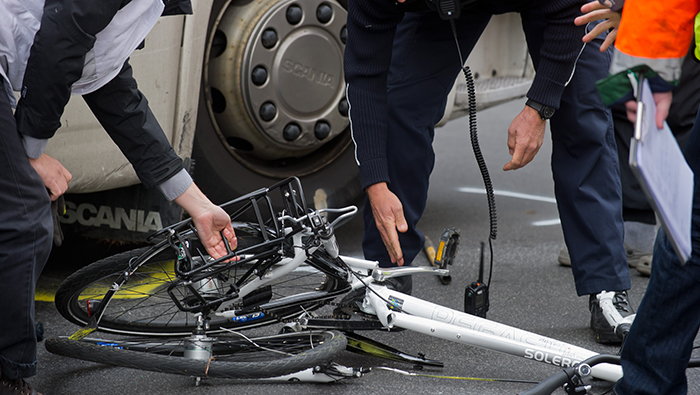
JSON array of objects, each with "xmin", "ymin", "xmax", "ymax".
[{"xmin": 629, "ymin": 76, "xmax": 693, "ymax": 264}]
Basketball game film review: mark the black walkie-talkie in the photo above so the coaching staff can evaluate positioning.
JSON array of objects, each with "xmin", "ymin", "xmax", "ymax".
[
  {"xmin": 433, "ymin": 0, "xmax": 460, "ymax": 19},
  {"xmin": 464, "ymin": 241, "xmax": 489, "ymax": 318}
]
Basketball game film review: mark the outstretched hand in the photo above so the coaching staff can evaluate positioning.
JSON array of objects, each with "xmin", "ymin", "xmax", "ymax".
[
  {"xmin": 574, "ymin": 1, "xmax": 620, "ymax": 52},
  {"xmin": 503, "ymin": 106, "xmax": 546, "ymax": 171},
  {"xmin": 366, "ymin": 182, "xmax": 407, "ymax": 266},
  {"xmin": 174, "ymin": 183, "xmax": 237, "ymax": 260},
  {"xmin": 29, "ymin": 153, "xmax": 72, "ymax": 201}
]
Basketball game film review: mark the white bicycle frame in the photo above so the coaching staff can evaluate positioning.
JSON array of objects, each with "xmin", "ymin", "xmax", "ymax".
[
  {"xmin": 208, "ymin": 206, "xmax": 630, "ymax": 384},
  {"xmin": 333, "ymin": 256, "xmax": 626, "ymax": 383}
]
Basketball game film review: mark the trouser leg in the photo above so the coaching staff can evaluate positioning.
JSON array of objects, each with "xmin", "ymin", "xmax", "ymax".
[
  {"xmin": 612, "ymin": 106, "xmax": 657, "ymax": 224},
  {"xmin": 614, "ymin": 229, "xmax": 700, "ymax": 395},
  {"xmin": 521, "ymin": 13, "xmax": 628, "ymax": 296},
  {"xmin": 82, "ymin": 60, "xmax": 183, "ymax": 189},
  {"xmin": 362, "ymin": 11, "xmax": 491, "ymax": 267},
  {"xmin": 616, "ymin": 126, "xmax": 700, "ymax": 395},
  {"xmin": 0, "ymin": 81, "xmax": 53, "ymax": 379}
]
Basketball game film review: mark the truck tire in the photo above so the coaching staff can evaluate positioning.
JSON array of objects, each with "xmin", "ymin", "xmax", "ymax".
[{"xmin": 192, "ymin": 0, "xmax": 361, "ymax": 210}]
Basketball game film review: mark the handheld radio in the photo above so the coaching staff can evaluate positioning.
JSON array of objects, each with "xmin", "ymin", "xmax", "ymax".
[{"xmin": 464, "ymin": 241, "xmax": 489, "ymax": 317}]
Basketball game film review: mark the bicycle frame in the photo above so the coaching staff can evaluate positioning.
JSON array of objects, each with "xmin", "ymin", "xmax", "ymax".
[
  {"xmin": 322, "ymin": 256, "xmax": 624, "ymax": 383},
  {"xmin": 82, "ymin": 174, "xmax": 626, "ymax": 384}
]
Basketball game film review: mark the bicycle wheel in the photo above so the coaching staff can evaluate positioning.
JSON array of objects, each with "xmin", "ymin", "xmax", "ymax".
[
  {"xmin": 55, "ymin": 227, "xmax": 348, "ymax": 335},
  {"xmin": 45, "ymin": 330, "xmax": 346, "ymax": 379}
]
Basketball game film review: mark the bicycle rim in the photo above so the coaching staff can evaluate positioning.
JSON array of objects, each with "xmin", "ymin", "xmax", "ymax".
[
  {"xmin": 44, "ymin": 330, "xmax": 346, "ymax": 379},
  {"xmin": 55, "ymin": 241, "xmax": 345, "ymax": 336}
]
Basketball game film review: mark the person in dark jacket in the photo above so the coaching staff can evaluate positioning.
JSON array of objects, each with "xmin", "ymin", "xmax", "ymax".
[
  {"xmin": 345, "ymin": 0, "xmax": 632, "ymax": 342},
  {"xmin": 0, "ymin": 1, "xmax": 235, "ymax": 393}
]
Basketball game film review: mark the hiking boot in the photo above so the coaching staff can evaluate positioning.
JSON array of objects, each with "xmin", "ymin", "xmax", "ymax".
[
  {"xmin": 558, "ymin": 245, "xmax": 651, "ymax": 268},
  {"xmin": 589, "ymin": 290, "xmax": 634, "ymax": 344},
  {"xmin": 636, "ymin": 255, "xmax": 652, "ymax": 277},
  {"xmin": 624, "ymin": 246, "xmax": 652, "ymax": 268},
  {"xmin": 557, "ymin": 246, "xmax": 572, "ymax": 266},
  {"xmin": 0, "ymin": 371, "xmax": 42, "ymax": 395}
]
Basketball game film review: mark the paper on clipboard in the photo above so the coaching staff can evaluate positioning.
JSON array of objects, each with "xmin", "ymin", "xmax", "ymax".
[{"xmin": 629, "ymin": 79, "xmax": 693, "ymax": 264}]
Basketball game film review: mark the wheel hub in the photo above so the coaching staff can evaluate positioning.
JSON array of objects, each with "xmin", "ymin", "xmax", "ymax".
[{"xmin": 206, "ymin": 0, "xmax": 349, "ymax": 163}]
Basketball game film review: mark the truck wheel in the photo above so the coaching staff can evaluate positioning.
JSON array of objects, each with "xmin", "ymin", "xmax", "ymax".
[{"xmin": 193, "ymin": 0, "xmax": 361, "ymax": 210}]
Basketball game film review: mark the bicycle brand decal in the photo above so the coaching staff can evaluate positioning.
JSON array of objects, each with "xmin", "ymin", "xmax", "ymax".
[
  {"xmin": 523, "ymin": 348, "xmax": 580, "ymax": 368},
  {"xmin": 387, "ymin": 296, "xmax": 404, "ymax": 310},
  {"xmin": 230, "ymin": 312, "xmax": 265, "ymax": 323}
]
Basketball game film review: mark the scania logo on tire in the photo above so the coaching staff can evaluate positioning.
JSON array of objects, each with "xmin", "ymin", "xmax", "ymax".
[{"xmin": 281, "ymin": 59, "xmax": 334, "ymax": 89}]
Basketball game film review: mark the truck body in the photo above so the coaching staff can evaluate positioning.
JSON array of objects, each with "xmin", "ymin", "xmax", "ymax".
[{"xmin": 49, "ymin": 0, "xmax": 533, "ymax": 241}]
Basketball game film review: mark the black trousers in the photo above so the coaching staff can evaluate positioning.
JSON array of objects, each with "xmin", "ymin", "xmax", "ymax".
[
  {"xmin": 0, "ymin": 80, "xmax": 53, "ymax": 379},
  {"xmin": 362, "ymin": 11, "xmax": 630, "ymax": 296}
]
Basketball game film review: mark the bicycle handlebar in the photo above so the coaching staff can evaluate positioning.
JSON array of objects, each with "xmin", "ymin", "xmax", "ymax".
[{"xmin": 520, "ymin": 354, "xmax": 621, "ymax": 395}]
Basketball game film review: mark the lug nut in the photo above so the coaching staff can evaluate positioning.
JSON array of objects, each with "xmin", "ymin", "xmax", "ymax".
[
  {"xmin": 261, "ymin": 29, "xmax": 278, "ymax": 49},
  {"xmin": 286, "ymin": 5, "xmax": 303, "ymax": 25},
  {"xmin": 338, "ymin": 98, "xmax": 349, "ymax": 117},
  {"xmin": 259, "ymin": 102, "xmax": 277, "ymax": 122},
  {"xmin": 316, "ymin": 4, "xmax": 332, "ymax": 24},
  {"xmin": 283, "ymin": 123, "xmax": 301, "ymax": 141},
  {"xmin": 314, "ymin": 121, "xmax": 331, "ymax": 140},
  {"xmin": 251, "ymin": 66, "xmax": 268, "ymax": 86},
  {"xmin": 340, "ymin": 26, "xmax": 347, "ymax": 44}
]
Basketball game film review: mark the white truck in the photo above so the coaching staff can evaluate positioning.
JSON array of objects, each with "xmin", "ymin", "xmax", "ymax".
[{"xmin": 50, "ymin": 0, "xmax": 533, "ymax": 242}]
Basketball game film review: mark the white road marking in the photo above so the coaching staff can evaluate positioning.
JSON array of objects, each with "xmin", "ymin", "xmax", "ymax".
[{"xmin": 457, "ymin": 187, "xmax": 560, "ymax": 226}]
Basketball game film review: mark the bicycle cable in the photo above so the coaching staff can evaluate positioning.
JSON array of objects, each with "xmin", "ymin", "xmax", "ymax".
[{"xmin": 376, "ymin": 366, "xmax": 538, "ymax": 384}]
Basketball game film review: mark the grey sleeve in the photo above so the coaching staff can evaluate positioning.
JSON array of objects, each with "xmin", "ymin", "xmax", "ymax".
[
  {"xmin": 21, "ymin": 135, "xmax": 49, "ymax": 159},
  {"xmin": 157, "ymin": 168, "xmax": 193, "ymax": 201}
]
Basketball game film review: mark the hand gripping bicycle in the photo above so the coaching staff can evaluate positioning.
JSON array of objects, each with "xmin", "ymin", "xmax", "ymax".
[{"xmin": 46, "ymin": 177, "xmax": 361, "ymax": 380}]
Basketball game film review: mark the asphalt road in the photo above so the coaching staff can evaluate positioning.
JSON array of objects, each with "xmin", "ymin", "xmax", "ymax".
[{"xmin": 33, "ymin": 98, "xmax": 698, "ymax": 395}]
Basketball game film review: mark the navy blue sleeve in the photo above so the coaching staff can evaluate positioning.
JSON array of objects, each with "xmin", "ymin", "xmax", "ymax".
[{"xmin": 344, "ymin": 0, "xmax": 404, "ymax": 190}]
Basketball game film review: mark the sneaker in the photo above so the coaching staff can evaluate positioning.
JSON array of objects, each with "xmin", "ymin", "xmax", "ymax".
[
  {"xmin": 636, "ymin": 255, "xmax": 652, "ymax": 276},
  {"xmin": 0, "ymin": 372, "xmax": 42, "ymax": 395},
  {"xmin": 589, "ymin": 290, "xmax": 634, "ymax": 344},
  {"xmin": 557, "ymin": 245, "xmax": 651, "ymax": 268}
]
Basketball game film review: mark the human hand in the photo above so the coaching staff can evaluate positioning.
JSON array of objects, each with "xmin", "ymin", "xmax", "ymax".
[
  {"xmin": 29, "ymin": 154, "xmax": 72, "ymax": 201},
  {"xmin": 174, "ymin": 183, "xmax": 237, "ymax": 260},
  {"xmin": 574, "ymin": 1, "xmax": 620, "ymax": 52},
  {"xmin": 503, "ymin": 106, "xmax": 546, "ymax": 171},
  {"xmin": 366, "ymin": 182, "xmax": 407, "ymax": 266},
  {"xmin": 624, "ymin": 91, "xmax": 672, "ymax": 129}
]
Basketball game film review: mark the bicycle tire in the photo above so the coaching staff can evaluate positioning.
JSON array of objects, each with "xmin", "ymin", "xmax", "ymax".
[
  {"xmin": 55, "ymin": 228, "xmax": 348, "ymax": 336},
  {"xmin": 45, "ymin": 330, "xmax": 346, "ymax": 379}
]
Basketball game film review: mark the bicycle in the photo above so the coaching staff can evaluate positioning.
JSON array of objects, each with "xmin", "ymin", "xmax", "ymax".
[{"xmin": 45, "ymin": 177, "xmax": 647, "ymax": 392}]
